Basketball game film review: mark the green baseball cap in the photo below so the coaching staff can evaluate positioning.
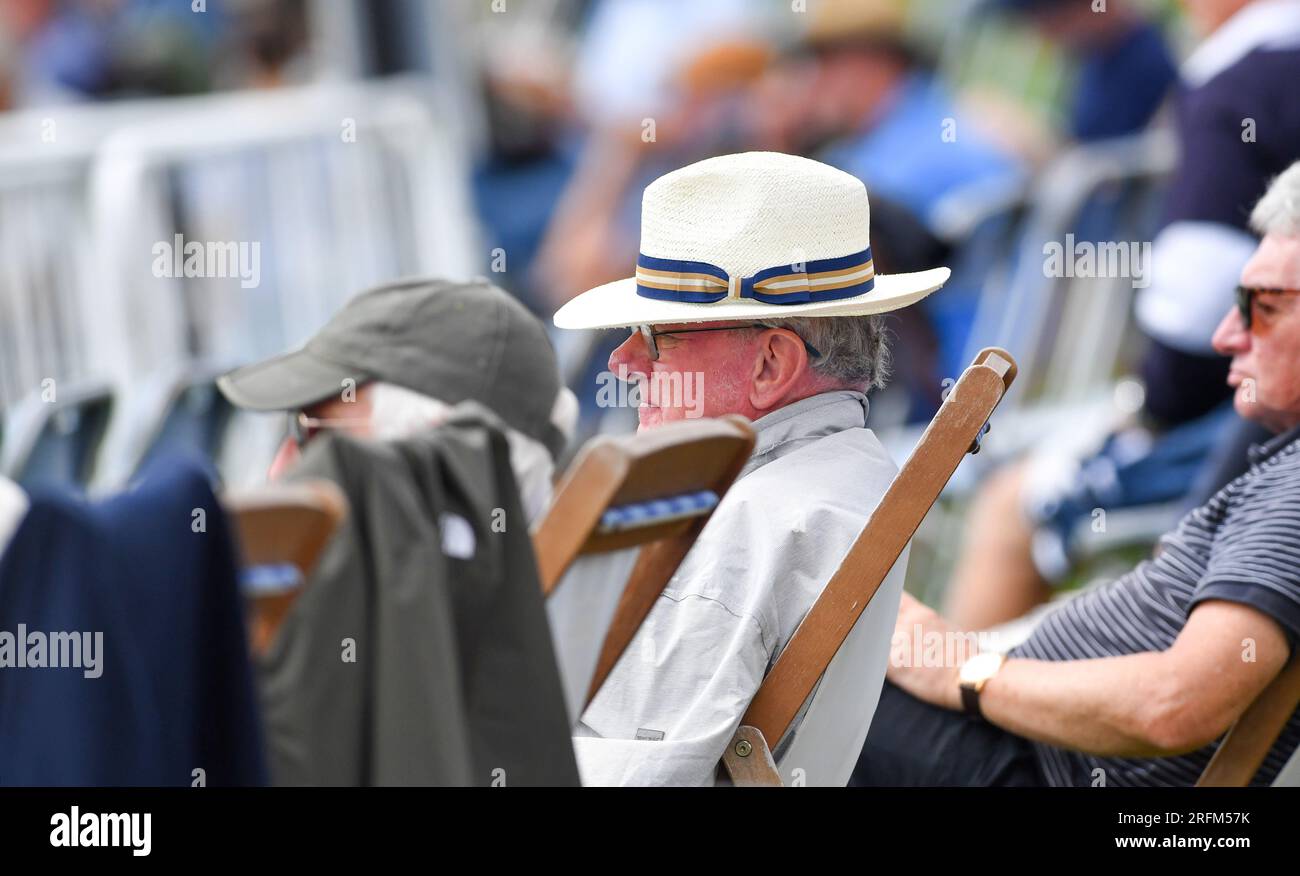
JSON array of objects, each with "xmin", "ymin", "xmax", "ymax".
[{"xmin": 217, "ymin": 276, "xmax": 566, "ymax": 457}]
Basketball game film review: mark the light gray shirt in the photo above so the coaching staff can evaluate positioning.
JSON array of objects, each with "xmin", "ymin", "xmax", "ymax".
[{"xmin": 572, "ymin": 390, "xmax": 899, "ymax": 785}]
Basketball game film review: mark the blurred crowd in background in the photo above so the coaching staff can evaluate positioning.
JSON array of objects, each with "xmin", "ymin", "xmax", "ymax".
[{"xmin": 2, "ymin": 0, "xmax": 1296, "ymax": 606}]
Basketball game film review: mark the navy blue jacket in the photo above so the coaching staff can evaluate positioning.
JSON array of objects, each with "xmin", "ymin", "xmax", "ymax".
[{"xmin": 0, "ymin": 459, "xmax": 266, "ymax": 786}]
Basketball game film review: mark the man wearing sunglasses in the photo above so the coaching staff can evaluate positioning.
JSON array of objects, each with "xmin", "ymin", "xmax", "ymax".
[
  {"xmin": 1221, "ymin": 281, "xmax": 1300, "ymax": 435},
  {"xmin": 852, "ymin": 161, "xmax": 1300, "ymax": 788},
  {"xmin": 1234, "ymin": 284, "xmax": 1300, "ymax": 335}
]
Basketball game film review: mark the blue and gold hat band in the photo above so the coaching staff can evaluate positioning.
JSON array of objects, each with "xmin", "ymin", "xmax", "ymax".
[{"xmin": 634, "ymin": 247, "xmax": 874, "ymax": 306}]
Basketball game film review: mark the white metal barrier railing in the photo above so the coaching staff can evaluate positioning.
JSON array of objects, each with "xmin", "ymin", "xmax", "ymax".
[
  {"xmin": 0, "ymin": 77, "xmax": 484, "ymax": 488},
  {"xmin": 0, "ymin": 99, "xmax": 192, "ymax": 411}
]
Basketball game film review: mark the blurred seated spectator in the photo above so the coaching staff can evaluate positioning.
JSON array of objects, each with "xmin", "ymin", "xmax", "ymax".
[
  {"xmin": 1135, "ymin": 0, "xmax": 1300, "ymax": 426},
  {"xmin": 532, "ymin": 33, "xmax": 780, "ymax": 437},
  {"xmin": 478, "ymin": 0, "xmax": 770, "ymax": 314},
  {"xmin": 533, "ymin": 36, "xmax": 776, "ymax": 313},
  {"xmin": 551, "ymin": 151, "xmax": 950, "ymax": 784},
  {"xmin": 568, "ymin": 0, "xmax": 762, "ymax": 128},
  {"xmin": 0, "ymin": 0, "xmax": 115, "ymax": 103},
  {"xmin": 792, "ymin": 0, "xmax": 1022, "ymax": 421},
  {"xmin": 989, "ymin": 0, "xmax": 1178, "ymax": 143},
  {"xmin": 216, "ymin": 277, "xmax": 575, "ymax": 521},
  {"xmin": 804, "ymin": 0, "xmax": 1023, "ymax": 231},
  {"xmin": 945, "ymin": 0, "xmax": 1300, "ymax": 630},
  {"xmin": 472, "ymin": 18, "xmax": 582, "ymax": 315},
  {"xmin": 854, "ymin": 161, "xmax": 1300, "ymax": 786},
  {"xmin": 0, "ymin": 0, "xmax": 308, "ymax": 107},
  {"xmin": 214, "ymin": 0, "xmax": 311, "ymax": 91}
]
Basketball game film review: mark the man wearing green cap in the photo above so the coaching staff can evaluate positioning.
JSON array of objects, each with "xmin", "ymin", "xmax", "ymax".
[
  {"xmin": 218, "ymin": 276, "xmax": 581, "ymax": 786},
  {"xmin": 218, "ymin": 276, "xmax": 575, "ymax": 520}
]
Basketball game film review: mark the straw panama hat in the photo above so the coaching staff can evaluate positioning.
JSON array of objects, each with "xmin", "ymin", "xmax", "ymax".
[{"xmin": 552, "ymin": 151, "xmax": 949, "ymax": 331}]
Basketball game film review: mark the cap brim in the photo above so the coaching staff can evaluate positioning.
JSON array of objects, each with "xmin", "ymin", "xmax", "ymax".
[
  {"xmin": 553, "ymin": 267, "xmax": 950, "ymax": 331},
  {"xmin": 216, "ymin": 347, "xmax": 373, "ymax": 412}
]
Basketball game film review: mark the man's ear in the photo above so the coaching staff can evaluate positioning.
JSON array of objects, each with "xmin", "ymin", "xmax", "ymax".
[{"xmin": 749, "ymin": 329, "xmax": 810, "ymax": 411}]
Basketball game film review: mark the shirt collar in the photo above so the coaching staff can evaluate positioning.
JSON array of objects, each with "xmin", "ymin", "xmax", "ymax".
[
  {"xmin": 740, "ymin": 390, "xmax": 870, "ymax": 479},
  {"xmin": 1248, "ymin": 422, "xmax": 1300, "ymax": 465},
  {"xmin": 1182, "ymin": 0, "xmax": 1300, "ymax": 88}
]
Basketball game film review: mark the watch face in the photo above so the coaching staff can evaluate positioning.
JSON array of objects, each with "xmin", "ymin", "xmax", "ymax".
[{"xmin": 959, "ymin": 652, "xmax": 1004, "ymax": 686}]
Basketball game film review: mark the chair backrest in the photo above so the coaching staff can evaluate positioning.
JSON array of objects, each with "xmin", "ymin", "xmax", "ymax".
[
  {"xmin": 133, "ymin": 372, "xmax": 236, "ymax": 476},
  {"xmin": 720, "ymin": 348, "xmax": 1018, "ymax": 786},
  {"xmin": 2, "ymin": 382, "xmax": 115, "ymax": 490},
  {"xmin": 1196, "ymin": 655, "xmax": 1300, "ymax": 787},
  {"xmin": 223, "ymin": 479, "xmax": 348, "ymax": 655},
  {"xmin": 533, "ymin": 415, "xmax": 756, "ymax": 718}
]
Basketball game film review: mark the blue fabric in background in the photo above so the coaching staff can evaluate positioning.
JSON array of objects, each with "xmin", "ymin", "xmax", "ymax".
[
  {"xmin": 1070, "ymin": 21, "xmax": 1177, "ymax": 142},
  {"xmin": 0, "ymin": 457, "xmax": 266, "ymax": 786},
  {"xmin": 1029, "ymin": 403, "xmax": 1239, "ymax": 583},
  {"xmin": 820, "ymin": 73, "xmax": 1022, "ymax": 231},
  {"xmin": 819, "ymin": 73, "xmax": 1023, "ymax": 400},
  {"xmin": 471, "ymin": 143, "xmax": 579, "ymax": 314}
]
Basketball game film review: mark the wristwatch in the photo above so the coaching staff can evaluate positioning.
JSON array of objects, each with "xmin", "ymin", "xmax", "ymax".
[{"xmin": 958, "ymin": 652, "xmax": 1006, "ymax": 718}]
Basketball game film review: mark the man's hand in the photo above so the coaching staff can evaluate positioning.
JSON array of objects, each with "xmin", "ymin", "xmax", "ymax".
[
  {"xmin": 887, "ymin": 592, "xmax": 970, "ymax": 712},
  {"xmin": 975, "ymin": 600, "xmax": 1290, "ymax": 757}
]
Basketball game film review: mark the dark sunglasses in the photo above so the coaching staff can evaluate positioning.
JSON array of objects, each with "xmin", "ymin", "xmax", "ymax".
[
  {"xmin": 636, "ymin": 324, "xmax": 822, "ymax": 362},
  {"xmin": 1235, "ymin": 285, "xmax": 1300, "ymax": 330}
]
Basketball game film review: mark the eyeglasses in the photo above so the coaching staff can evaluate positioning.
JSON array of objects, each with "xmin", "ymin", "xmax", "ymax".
[
  {"xmin": 1236, "ymin": 285, "xmax": 1300, "ymax": 331},
  {"xmin": 286, "ymin": 411, "xmax": 370, "ymax": 448},
  {"xmin": 635, "ymin": 323, "xmax": 822, "ymax": 362}
]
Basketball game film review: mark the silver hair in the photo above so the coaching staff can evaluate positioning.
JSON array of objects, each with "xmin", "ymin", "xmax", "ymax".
[
  {"xmin": 754, "ymin": 314, "xmax": 892, "ymax": 392},
  {"xmin": 1251, "ymin": 161, "xmax": 1300, "ymax": 236}
]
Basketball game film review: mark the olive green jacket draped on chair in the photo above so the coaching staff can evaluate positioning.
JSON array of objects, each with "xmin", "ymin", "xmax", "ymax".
[{"xmin": 259, "ymin": 405, "xmax": 579, "ymax": 786}]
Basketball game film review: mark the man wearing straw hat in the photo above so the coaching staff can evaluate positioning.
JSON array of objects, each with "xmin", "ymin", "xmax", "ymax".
[{"xmin": 553, "ymin": 150, "xmax": 950, "ymax": 785}]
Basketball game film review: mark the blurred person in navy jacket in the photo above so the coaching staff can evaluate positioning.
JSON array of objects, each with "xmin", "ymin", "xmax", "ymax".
[
  {"xmin": 989, "ymin": 0, "xmax": 1178, "ymax": 143},
  {"xmin": 804, "ymin": 0, "xmax": 1022, "ymax": 231},
  {"xmin": 945, "ymin": 0, "xmax": 1300, "ymax": 631}
]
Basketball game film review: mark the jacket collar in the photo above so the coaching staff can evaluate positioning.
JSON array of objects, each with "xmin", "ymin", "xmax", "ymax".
[
  {"xmin": 740, "ymin": 390, "xmax": 870, "ymax": 479},
  {"xmin": 1182, "ymin": 0, "xmax": 1300, "ymax": 88}
]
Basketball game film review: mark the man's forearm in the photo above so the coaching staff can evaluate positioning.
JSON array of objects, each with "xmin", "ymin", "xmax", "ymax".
[{"xmin": 978, "ymin": 652, "xmax": 1185, "ymax": 758}]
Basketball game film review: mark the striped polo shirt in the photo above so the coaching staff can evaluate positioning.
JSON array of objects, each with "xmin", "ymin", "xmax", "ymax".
[{"xmin": 1010, "ymin": 424, "xmax": 1300, "ymax": 787}]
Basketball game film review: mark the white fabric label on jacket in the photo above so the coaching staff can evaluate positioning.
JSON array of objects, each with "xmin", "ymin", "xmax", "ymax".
[{"xmin": 438, "ymin": 512, "xmax": 476, "ymax": 560}]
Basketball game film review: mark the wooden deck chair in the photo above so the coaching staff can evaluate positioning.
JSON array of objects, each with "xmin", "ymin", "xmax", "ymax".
[
  {"xmin": 720, "ymin": 348, "xmax": 1018, "ymax": 786},
  {"xmin": 1196, "ymin": 655, "xmax": 1300, "ymax": 787},
  {"xmin": 223, "ymin": 480, "xmax": 348, "ymax": 655},
  {"xmin": 1274, "ymin": 725, "xmax": 1300, "ymax": 786},
  {"xmin": 532, "ymin": 415, "xmax": 756, "ymax": 719}
]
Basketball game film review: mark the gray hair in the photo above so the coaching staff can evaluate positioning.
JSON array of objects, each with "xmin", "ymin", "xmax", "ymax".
[
  {"xmin": 755, "ymin": 314, "xmax": 892, "ymax": 392},
  {"xmin": 1251, "ymin": 161, "xmax": 1300, "ymax": 236},
  {"xmin": 367, "ymin": 382, "xmax": 576, "ymax": 523}
]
